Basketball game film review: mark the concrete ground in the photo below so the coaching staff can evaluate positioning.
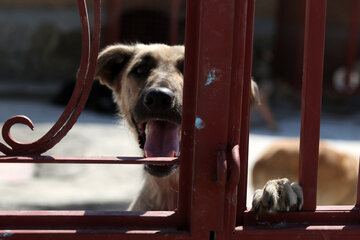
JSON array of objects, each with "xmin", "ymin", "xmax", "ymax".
[
  {"xmin": 0, "ymin": 99, "xmax": 359, "ymax": 210},
  {"xmin": 0, "ymin": 99, "xmax": 143, "ymax": 210}
]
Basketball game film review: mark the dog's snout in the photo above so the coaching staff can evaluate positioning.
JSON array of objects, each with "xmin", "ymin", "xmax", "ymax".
[{"xmin": 143, "ymin": 87, "xmax": 175, "ymax": 111}]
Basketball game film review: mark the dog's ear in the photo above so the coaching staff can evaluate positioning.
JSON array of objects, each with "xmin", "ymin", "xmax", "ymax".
[
  {"xmin": 95, "ymin": 44, "xmax": 135, "ymax": 89},
  {"xmin": 250, "ymin": 79, "xmax": 261, "ymax": 105}
]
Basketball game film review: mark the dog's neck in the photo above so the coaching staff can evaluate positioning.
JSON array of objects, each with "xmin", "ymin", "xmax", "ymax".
[{"xmin": 143, "ymin": 171, "xmax": 179, "ymax": 211}]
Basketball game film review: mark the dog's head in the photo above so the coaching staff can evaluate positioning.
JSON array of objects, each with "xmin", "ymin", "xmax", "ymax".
[{"xmin": 96, "ymin": 43, "xmax": 260, "ymax": 178}]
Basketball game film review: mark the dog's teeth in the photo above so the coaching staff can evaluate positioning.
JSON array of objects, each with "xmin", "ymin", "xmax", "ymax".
[
  {"xmin": 139, "ymin": 123, "xmax": 147, "ymax": 134},
  {"xmin": 144, "ymin": 151, "xmax": 149, "ymax": 158}
]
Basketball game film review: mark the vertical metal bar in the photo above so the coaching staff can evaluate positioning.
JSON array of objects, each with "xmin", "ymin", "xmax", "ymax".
[
  {"xmin": 299, "ymin": 0, "xmax": 327, "ymax": 211},
  {"xmin": 169, "ymin": 0, "xmax": 181, "ymax": 45},
  {"xmin": 222, "ymin": 0, "xmax": 249, "ymax": 228},
  {"xmin": 217, "ymin": 146, "xmax": 241, "ymax": 240},
  {"xmin": 189, "ymin": 0, "xmax": 233, "ymax": 229},
  {"xmin": 178, "ymin": 0, "xmax": 200, "ymax": 231},
  {"xmin": 356, "ymin": 158, "xmax": 360, "ymax": 208},
  {"xmin": 180, "ymin": 0, "xmax": 246, "ymax": 232},
  {"xmin": 218, "ymin": 0, "xmax": 250, "ymax": 234},
  {"xmin": 237, "ymin": 0, "xmax": 255, "ymax": 225},
  {"xmin": 346, "ymin": 0, "xmax": 360, "ymax": 92},
  {"xmin": 227, "ymin": 0, "xmax": 248, "ymax": 146}
]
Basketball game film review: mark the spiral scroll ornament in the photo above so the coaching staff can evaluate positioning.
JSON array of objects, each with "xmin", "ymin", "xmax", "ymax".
[{"xmin": 0, "ymin": 0, "xmax": 101, "ymax": 156}]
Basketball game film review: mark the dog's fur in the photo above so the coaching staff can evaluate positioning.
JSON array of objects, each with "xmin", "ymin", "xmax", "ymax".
[
  {"xmin": 252, "ymin": 139, "xmax": 358, "ymax": 205},
  {"xmin": 95, "ymin": 43, "xmax": 303, "ymax": 216}
]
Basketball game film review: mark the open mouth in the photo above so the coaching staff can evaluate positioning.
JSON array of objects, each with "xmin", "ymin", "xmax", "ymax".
[{"xmin": 139, "ymin": 120, "xmax": 180, "ymax": 177}]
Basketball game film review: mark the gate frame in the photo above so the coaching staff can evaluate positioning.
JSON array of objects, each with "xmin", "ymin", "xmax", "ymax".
[{"xmin": 1, "ymin": 0, "xmax": 360, "ymax": 240}]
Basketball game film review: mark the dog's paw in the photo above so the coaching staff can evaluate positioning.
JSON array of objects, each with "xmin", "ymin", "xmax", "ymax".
[{"xmin": 252, "ymin": 178, "xmax": 303, "ymax": 219}]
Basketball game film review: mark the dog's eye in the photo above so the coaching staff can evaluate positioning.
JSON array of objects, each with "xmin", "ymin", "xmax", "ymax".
[
  {"xmin": 131, "ymin": 64, "xmax": 150, "ymax": 78},
  {"xmin": 135, "ymin": 65, "xmax": 147, "ymax": 75},
  {"xmin": 130, "ymin": 55, "xmax": 157, "ymax": 79},
  {"xmin": 176, "ymin": 60, "xmax": 184, "ymax": 75}
]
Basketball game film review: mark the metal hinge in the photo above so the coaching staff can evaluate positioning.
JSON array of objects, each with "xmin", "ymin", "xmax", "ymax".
[{"xmin": 215, "ymin": 145, "xmax": 241, "ymax": 238}]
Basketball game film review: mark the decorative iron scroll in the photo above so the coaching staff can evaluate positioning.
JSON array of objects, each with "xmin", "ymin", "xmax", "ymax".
[{"xmin": 0, "ymin": 0, "xmax": 101, "ymax": 156}]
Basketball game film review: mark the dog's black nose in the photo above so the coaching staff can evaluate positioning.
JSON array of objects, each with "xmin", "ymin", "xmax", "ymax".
[{"xmin": 143, "ymin": 87, "xmax": 175, "ymax": 111}]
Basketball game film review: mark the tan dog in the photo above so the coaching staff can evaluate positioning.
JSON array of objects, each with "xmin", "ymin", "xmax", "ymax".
[
  {"xmin": 252, "ymin": 139, "xmax": 358, "ymax": 206},
  {"xmin": 95, "ymin": 43, "xmax": 303, "ymax": 215}
]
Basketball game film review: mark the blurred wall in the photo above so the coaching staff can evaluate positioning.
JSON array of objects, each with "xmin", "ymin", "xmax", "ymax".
[
  {"xmin": 1, "ymin": 0, "xmax": 358, "ymax": 99},
  {"xmin": 0, "ymin": 0, "xmax": 184, "ymax": 87},
  {"xmin": 274, "ymin": 0, "xmax": 359, "ymax": 96},
  {"xmin": 0, "ymin": 1, "xmax": 82, "ymax": 85}
]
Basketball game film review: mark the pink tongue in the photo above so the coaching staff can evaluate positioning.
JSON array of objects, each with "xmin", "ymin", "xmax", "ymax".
[{"xmin": 144, "ymin": 120, "xmax": 180, "ymax": 157}]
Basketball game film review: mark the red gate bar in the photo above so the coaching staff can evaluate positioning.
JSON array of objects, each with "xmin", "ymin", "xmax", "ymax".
[
  {"xmin": 0, "ymin": 211, "xmax": 179, "ymax": 230},
  {"xmin": 1, "ymin": 0, "xmax": 360, "ymax": 239},
  {"xmin": 238, "ymin": 205, "xmax": 360, "ymax": 239},
  {"xmin": 177, "ymin": 0, "xmax": 200, "ymax": 230},
  {"xmin": 234, "ymin": 0, "xmax": 360, "ymax": 237},
  {"xmin": 298, "ymin": 0, "xmax": 327, "ymax": 211},
  {"xmin": 0, "ymin": 0, "xmax": 191, "ymax": 238},
  {"xmin": 0, "ymin": 232, "xmax": 191, "ymax": 240},
  {"xmin": 220, "ymin": 0, "xmax": 251, "ymax": 236},
  {"xmin": 0, "ymin": 155, "xmax": 178, "ymax": 165},
  {"xmin": 357, "ymin": 159, "xmax": 360, "ymax": 207},
  {"xmin": 242, "ymin": 205, "xmax": 360, "ymax": 225},
  {"xmin": 235, "ymin": 225, "xmax": 360, "ymax": 240},
  {"xmin": 227, "ymin": 0, "xmax": 248, "ymax": 149},
  {"xmin": 237, "ymin": 0, "xmax": 255, "ymax": 225},
  {"xmin": 179, "ymin": 0, "xmax": 250, "ymax": 233}
]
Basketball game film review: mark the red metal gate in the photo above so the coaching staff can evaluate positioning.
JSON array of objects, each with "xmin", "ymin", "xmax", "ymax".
[{"xmin": 0, "ymin": 0, "xmax": 360, "ymax": 239}]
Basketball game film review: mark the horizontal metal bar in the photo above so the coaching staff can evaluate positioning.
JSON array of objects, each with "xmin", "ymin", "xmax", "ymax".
[
  {"xmin": 0, "ymin": 229, "xmax": 191, "ymax": 240},
  {"xmin": 0, "ymin": 156, "xmax": 179, "ymax": 165},
  {"xmin": 0, "ymin": 210, "xmax": 194, "ymax": 239},
  {"xmin": 0, "ymin": 211, "xmax": 180, "ymax": 230},
  {"xmin": 243, "ymin": 206, "xmax": 360, "ymax": 225},
  {"xmin": 235, "ymin": 225, "xmax": 360, "ymax": 240}
]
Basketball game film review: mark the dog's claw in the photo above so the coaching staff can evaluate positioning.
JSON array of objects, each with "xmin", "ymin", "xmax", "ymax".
[{"xmin": 251, "ymin": 178, "xmax": 303, "ymax": 218}]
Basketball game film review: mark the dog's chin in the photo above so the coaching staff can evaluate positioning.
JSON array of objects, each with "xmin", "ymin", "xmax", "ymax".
[{"xmin": 144, "ymin": 164, "xmax": 178, "ymax": 178}]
